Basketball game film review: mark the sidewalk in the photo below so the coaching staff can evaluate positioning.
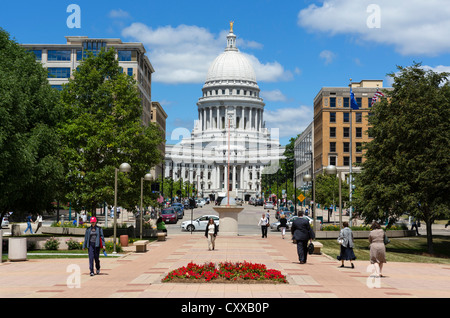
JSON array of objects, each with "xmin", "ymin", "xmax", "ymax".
[{"xmin": 1, "ymin": 233, "xmax": 450, "ymax": 299}]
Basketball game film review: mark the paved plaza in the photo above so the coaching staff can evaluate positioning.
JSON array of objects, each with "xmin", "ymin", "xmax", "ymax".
[{"xmin": 1, "ymin": 230, "xmax": 450, "ymax": 301}]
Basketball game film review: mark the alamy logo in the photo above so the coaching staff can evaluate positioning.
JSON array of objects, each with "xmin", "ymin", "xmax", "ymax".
[
  {"xmin": 66, "ymin": 264, "xmax": 81, "ymax": 288},
  {"xmin": 367, "ymin": 4, "xmax": 381, "ymax": 29},
  {"xmin": 67, "ymin": 4, "xmax": 81, "ymax": 29}
]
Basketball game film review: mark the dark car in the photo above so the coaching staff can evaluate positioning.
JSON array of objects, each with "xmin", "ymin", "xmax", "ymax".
[
  {"xmin": 172, "ymin": 205, "xmax": 184, "ymax": 219},
  {"xmin": 172, "ymin": 203, "xmax": 184, "ymax": 215},
  {"xmin": 276, "ymin": 207, "xmax": 290, "ymax": 219},
  {"xmin": 161, "ymin": 208, "xmax": 177, "ymax": 224},
  {"xmin": 254, "ymin": 199, "xmax": 264, "ymax": 206}
]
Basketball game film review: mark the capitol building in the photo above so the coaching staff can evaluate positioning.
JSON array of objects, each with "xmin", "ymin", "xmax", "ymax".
[{"xmin": 164, "ymin": 24, "xmax": 284, "ymax": 202}]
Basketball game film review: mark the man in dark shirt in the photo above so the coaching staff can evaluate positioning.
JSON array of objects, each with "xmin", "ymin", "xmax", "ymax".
[{"xmin": 291, "ymin": 211, "xmax": 315, "ymax": 264}]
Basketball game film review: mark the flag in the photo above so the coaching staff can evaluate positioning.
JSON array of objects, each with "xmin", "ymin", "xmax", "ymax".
[
  {"xmin": 371, "ymin": 88, "xmax": 385, "ymax": 107},
  {"xmin": 350, "ymin": 88, "xmax": 359, "ymax": 110}
]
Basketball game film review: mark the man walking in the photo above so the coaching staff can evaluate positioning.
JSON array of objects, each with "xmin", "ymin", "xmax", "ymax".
[{"xmin": 291, "ymin": 211, "xmax": 315, "ymax": 264}]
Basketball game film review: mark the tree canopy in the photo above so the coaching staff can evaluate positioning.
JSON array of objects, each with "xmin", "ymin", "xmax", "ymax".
[
  {"xmin": 355, "ymin": 62, "xmax": 450, "ymax": 253},
  {"xmin": 0, "ymin": 28, "xmax": 64, "ymax": 220}
]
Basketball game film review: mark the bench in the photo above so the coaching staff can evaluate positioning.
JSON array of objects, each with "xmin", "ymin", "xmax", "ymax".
[
  {"xmin": 134, "ymin": 240, "xmax": 148, "ymax": 253},
  {"xmin": 157, "ymin": 232, "xmax": 166, "ymax": 242},
  {"xmin": 312, "ymin": 241, "xmax": 323, "ymax": 255}
]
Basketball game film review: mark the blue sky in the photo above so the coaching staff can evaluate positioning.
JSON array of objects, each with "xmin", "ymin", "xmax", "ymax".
[{"xmin": 1, "ymin": 0, "xmax": 449, "ymax": 145}]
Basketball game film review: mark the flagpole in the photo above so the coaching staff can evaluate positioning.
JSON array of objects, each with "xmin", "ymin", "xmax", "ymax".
[{"xmin": 349, "ymin": 79, "xmax": 353, "ymax": 227}]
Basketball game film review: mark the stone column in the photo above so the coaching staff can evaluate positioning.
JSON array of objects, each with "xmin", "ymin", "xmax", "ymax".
[
  {"xmin": 249, "ymin": 107, "xmax": 253, "ymax": 130},
  {"xmin": 209, "ymin": 107, "xmax": 212, "ymax": 130},
  {"xmin": 217, "ymin": 107, "xmax": 220, "ymax": 129},
  {"xmin": 232, "ymin": 165, "xmax": 236, "ymax": 191}
]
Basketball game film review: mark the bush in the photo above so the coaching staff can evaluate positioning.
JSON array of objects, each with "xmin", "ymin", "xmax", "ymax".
[
  {"xmin": 105, "ymin": 240, "xmax": 122, "ymax": 253},
  {"xmin": 45, "ymin": 237, "xmax": 60, "ymax": 250},
  {"xmin": 66, "ymin": 238, "xmax": 82, "ymax": 250}
]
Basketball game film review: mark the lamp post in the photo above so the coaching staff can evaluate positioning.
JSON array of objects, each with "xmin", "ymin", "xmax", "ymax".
[
  {"xmin": 325, "ymin": 165, "xmax": 342, "ymax": 229},
  {"xmin": 113, "ymin": 163, "xmax": 131, "ymax": 253},
  {"xmin": 303, "ymin": 151, "xmax": 315, "ymax": 232},
  {"xmin": 140, "ymin": 173, "xmax": 153, "ymax": 240}
]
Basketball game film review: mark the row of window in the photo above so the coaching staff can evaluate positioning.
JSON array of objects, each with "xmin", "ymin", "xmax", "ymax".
[
  {"xmin": 328, "ymin": 97, "xmax": 374, "ymax": 108},
  {"xmin": 203, "ymin": 89, "xmax": 259, "ymax": 98},
  {"xmin": 329, "ymin": 156, "xmax": 362, "ymax": 167},
  {"xmin": 29, "ymin": 49, "xmax": 136, "ymax": 62},
  {"xmin": 330, "ymin": 127, "xmax": 365, "ymax": 138},
  {"xmin": 330, "ymin": 112, "xmax": 365, "ymax": 123},
  {"xmin": 47, "ymin": 67, "xmax": 134, "ymax": 79},
  {"xmin": 329, "ymin": 142, "xmax": 363, "ymax": 153}
]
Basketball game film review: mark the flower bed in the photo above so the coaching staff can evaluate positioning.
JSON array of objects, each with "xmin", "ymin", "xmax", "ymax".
[{"xmin": 162, "ymin": 261, "xmax": 287, "ymax": 284}]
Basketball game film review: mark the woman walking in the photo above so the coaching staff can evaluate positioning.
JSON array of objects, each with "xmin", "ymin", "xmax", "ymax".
[
  {"xmin": 337, "ymin": 222, "xmax": 356, "ymax": 268},
  {"xmin": 82, "ymin": 217, "xmax": 106, "ymax": 276},
  {"xmin": 204, "ymin": 218, "xmax": 218, "ymax": 250},
  {"xmin": 279, "ymin": 214, "xmax": 288, "ymax": 239},
  {"xmin": 35, "ymin": 213, "xmax": 43, "ymax": 234},
  {"xmin": 258, "ymin": 213, "xmax": 269, "ymax": 238},
  {"xmin": 368, "ymin": 222, "xmax": 387, "ymax": 277}
]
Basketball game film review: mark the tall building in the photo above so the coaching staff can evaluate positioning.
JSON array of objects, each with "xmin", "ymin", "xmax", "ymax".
[
  {"xmin": 164, "ymin": 25, "xmax": 284, "ymax": 202},
  {"xmin": 151, "ymin": 101, "xmax": 168, "ymax": 179},
  {"xmin": 21, "ymin": 36, "xmax": 156, "ymax": 127},
  {"xmin": 312, "ymin": 79, "xmax": 392, "ymax": 179},
  {"xmin": 294, "ymin": 121, "xmax": 314, "ymax": 189},
  {"xmin": 22, "ymin": 36, "xmax": 167, "ymax": 178}
]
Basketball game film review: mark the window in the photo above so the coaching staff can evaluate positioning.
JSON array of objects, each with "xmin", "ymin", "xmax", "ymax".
[
  {"xmin": 329, "ymin": 97, "xmax": 336, "ymax": 108},
  {"xmin": 356, "ymin": 156, "xmax": 362, "ymax": 164},
  {"xmin": 343, "ymin": 97, "xmax": 349, "ymax": 108},
  {"xmin": 222, "ymin": 90, "xmax": 226, "ymax": 95},
  {"xmin": 51, "ymin": 85, "xmax": 63, "ymax": 91},
  {"xmin": 237, "ymin": 89, "xmax": 240, "ymax": 95},
  {"xmin": 329, "ymin": 156, "xmax": 337, "ymax": 166},
  {"xmin": 47, "ymin": 50, "xmax": 71, "ymax": 61},
  {"xmin": 48, "ymin": 67, "xmax": 71, "ymax": 78},
  {"xmin": 344, "ymin": 127, "xmax": 350, "ymax": 138},
  {"xmin": 28, "ymin": 50, "xmax": 42, "ymax": 61},
  {"xmin": 118, "ymin": 50, "xmax": 132, "ymax": 61},
  {"xmin": 357, "ymin": 97, "xmax": 362, "ymax": 108},
  {"xmin": 356, "ymin": 127, "xmax": 362, "ymax": 138},
  {"xmin": 343, "ymin": 156, "xmax": 350, "ymax": 166},
  {"xmin": 356, "ymin": 142, "xmax": 362, "ymax": 153},
  {"xmin": 127, "ymin": 68, "xmax": 133, "ymax": 77},
  {"xmin": 330, "ymin": 142, "xmax": 336, "ymax": 153},
  {"xmin": 368, "ymin": 98, "xmax": 373, "ymax": 107},
  {"xmin": 330, "ymin": 112, "xmax": 336, "ymax": 123},
  {"xmin": 343, "ymin": 112, "xmax": 350, "ymax": 123},
  {"xmin": 330, "ymin": 127, "xmax": 336, "ymax": 138},
  {"xmin": 76, "ymin": 50, "xmax": 83, "ymax": 61},
  {"xmin": 343, "ymin": 142, "xmax": 350, "ymax": 153},
  {"xmin": 355, "ymin": 112, "xmax": 362, "ymax": 123}
]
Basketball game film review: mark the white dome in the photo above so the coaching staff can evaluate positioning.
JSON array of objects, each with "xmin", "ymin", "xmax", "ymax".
[{"xmin": 206, "ymin": 50, "xmax": 256, "ymax": 84}]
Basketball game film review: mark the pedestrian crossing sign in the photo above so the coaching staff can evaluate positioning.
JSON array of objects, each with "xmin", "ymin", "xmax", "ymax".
[{"xmin": 297, "ymin": 194, "xmax": 305, "ymax": 202}]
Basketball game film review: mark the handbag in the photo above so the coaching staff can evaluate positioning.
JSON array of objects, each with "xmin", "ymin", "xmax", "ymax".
[
  {"xmin": 308, "ymin": 242, "xmax": 315, "ymax": 255},
  {"xmin": 337, "ymin": 238, "xmax": 344, "ymax": 245}
]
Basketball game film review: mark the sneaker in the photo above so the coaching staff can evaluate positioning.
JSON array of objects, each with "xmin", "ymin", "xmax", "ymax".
[
  {"xmin": 96, "ymin": 269, "xmax": 100, "ymax": 275},
  {"xmin": 90, "ymin": 272, "xmax": 94, "ymax": 276}
]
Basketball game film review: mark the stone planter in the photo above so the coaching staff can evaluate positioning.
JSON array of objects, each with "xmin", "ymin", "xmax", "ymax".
[
  {"xmin": 41, "ymin": 226, "xmax": 86, "ymax": 236},
  {"xmin": 8, "ymin": 238, "xmax": 27, "ymax": 261}
]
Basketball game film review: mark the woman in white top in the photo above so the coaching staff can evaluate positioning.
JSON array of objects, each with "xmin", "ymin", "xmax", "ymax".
[
  {"xmin": 204, "ymin": 218, "xmax": 218, "ymax": 251},
  {"xmin": 35, "ymin": 213, "xmax": 43, "ymax": 233},
  {"xmin": 258, "ymin": 213, "xmax": 269, "ymax": 238}
]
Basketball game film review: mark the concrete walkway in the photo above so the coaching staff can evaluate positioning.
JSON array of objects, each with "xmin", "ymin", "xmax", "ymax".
[{"xmin": 1, "ymin": 233, "xmax": 450, "ymax": 299}]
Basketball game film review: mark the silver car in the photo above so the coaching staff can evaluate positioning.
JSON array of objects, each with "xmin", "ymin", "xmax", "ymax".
[
  {"xmin": 264, "ymin": 202, "xmax": 274, "ymax": 209},
  {"xmin": 270, "ymin": 216, "xmax": 315, "ymax": 231},
  {"xmin": 180, "ymin": 215, "xmax": 219, "ymax": 232}
]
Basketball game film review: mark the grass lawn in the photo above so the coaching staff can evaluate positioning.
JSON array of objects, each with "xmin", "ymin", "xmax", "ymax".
[{"xmin": 319, "ymin": 235, "xmax": 450, "ymax": 264}]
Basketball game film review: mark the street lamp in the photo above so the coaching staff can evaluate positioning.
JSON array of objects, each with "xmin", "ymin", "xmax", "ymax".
[
  {"xmin": 325, "ymin": 165, "xmax": 342, "ymax": 229},
  {"xmin": 303, "ymin": 173, "xmax": 315, "ymax": 232},
  {"xmin": 140, "ymin": 173, "xmax": 153, "ymax": 240},
  {"xmin": 113, "ymin": 163, "xmax": 131, "ymax": 253}
]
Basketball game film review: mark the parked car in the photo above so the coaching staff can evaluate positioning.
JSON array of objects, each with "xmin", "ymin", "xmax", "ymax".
[
  {"xmin": 1, "ymin": 216, "xmax": 9, "ymax": 228},
  {"xmin": 172, "ymin": 202, "xmax": 184, "ymax": 215},
  {"xmin": 161, "ymin": 208, "xmax": 178, "ymax": 224},
  {"xmin": 180, "ymin": 215, "xmax": 219, "ymax": 232},
  {"xmin": 270, "ymin": 215, "xmax": 320, "ymax": 231},
  {"xmin": 172, "ymin": 205, "xmax": 184, "ymax": 219},
  {"xmin": 254, "ymin": 199, "xmax": 264, "ymax": 206},
  {"xmin": 264, "ymin": 201, "xmax": 274, "ymax": 209}
]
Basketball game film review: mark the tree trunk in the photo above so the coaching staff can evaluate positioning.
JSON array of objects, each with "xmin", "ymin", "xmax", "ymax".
[{"xmin": 425, "ymin": 219, "xmax": 434, "ymax": 255}]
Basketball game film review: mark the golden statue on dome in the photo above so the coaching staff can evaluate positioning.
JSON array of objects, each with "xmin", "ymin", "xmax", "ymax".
[{"xmin": 230, "ymin": 21, "xmax": 234, "ymax": 33}]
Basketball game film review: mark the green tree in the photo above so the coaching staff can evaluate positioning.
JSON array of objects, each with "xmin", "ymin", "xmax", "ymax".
[
  {"xmin": 356, "ymin": 63, "xmax": 450, "ymax": 254},
  {"xmin": 58, "ymin": 48, "xmax": 163, "ymax": 216},
  {"xmin": 314, "ymin": 174, "xmax": 349, "ymax": 209},
  {"xmin": 0, "ymin": 28, "xmax": 64, "ymax": 220}
]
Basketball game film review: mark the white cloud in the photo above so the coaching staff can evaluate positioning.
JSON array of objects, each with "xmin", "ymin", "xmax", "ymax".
[
  {"xmin": 261, "ymin": 89, "xmax": 288, "ymax": 102},
  {"xmin": 121, "ymin": 23, "xmax": 292, "ymax": 84},
  {"xmin": 264, "ymin": 105, "xmax": 313, "ymax": 138},
  {"xmin": 108, "ymin": 9, "xmax": 131, "ymax": 19},
  {"xmin": 319, "ymin": 50, "xmax": 336, "ymax": 65},
  {"xmin": 298, "ymin": 0, "xmax": 450, "ymax": 56}
]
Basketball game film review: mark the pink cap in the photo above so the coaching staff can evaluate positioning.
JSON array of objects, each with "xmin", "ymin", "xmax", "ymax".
[{"xmin": 90, "ymin": 217, "xmax": 97, "ymax": 223}]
